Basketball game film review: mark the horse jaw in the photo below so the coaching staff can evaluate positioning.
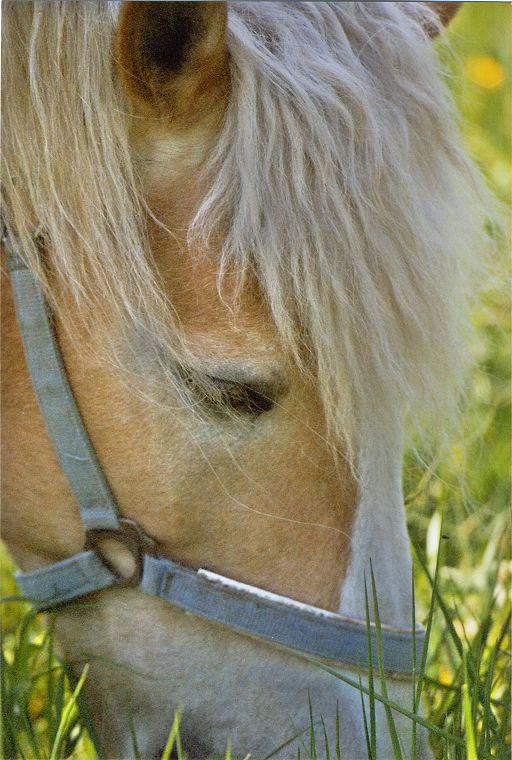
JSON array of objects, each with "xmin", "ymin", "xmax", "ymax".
[{"xmin": 339, "ymin": 407, "xmax": 413, "ymax": 627}]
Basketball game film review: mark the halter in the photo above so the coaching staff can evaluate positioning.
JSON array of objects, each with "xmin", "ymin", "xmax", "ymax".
[{"xmin": 4, "ymin": 232, "xmax": 424, "ymax": 678}]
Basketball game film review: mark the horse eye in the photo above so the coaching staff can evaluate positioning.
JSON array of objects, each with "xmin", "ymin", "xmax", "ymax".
[
  {"xmin": 180, "ymin": 370, "xmax": 276, "ymax": 418},
  {"xmin": 204, "ymin": 376, "xmax": 275, "ymax": 417}
]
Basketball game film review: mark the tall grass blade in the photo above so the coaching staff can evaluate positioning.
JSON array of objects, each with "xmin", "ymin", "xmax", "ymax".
[
  {"xmin": 320, "ymin": 716, "xmax": 331, "ymax": 760},
  {"xmin": 315, "ymin": 662, "xmax": 496, "ymax": 759},
  {"xmin": 128, "ymin": 709, "xmax": 142, "ymax": 760},
  {"xmin": 160, "ymin": 709, "xmax": 182, "ymax": 760},
  {"xmin": 412, "ymin": 542, "xmax": 463, "ymax": 658},
  {"xmin": 358, "ymin": 675, "xmax": 372, "ymax": 760},
  {"xmin": 335, "ymin": 701, "xmax": 342, "ymax": 760},
  {"xmin": 264, "ymin": 725, "xmax": 315, "ymax": 759},
  {"xmin": 462, "ymin": 653, "xmax": 477, "ymax": 760},
  {"xmin": 413, "ymin": 532, "xmax": 442, "ymax": 716},
  {"xmin": 49, "ymin": 663, "xmax": 89, "ymax": 760},
  {"xmin": 46, "ymin": 617, "xmax": 57, "ymax": 742},
  {"xmin": 67, "ymin": 660, "xmax": 103, "ymax": 758},
  {"xmin": 411, "ymin": 571, "xmax": 417, "ymax": 760},
  {"xmin": 363, "ymin": 577, "xmax": 376, "ymax": 758},
  {"xmin": 308, "ymin": 692, "xmax": 317, "ymax": 760},
  {"xmin": 53, "ymin": 668, "xmax": 67, "ymax": 751},
  {"xmin": 369, "ymin": 563, "xmax": 403, "ymax": 760}
]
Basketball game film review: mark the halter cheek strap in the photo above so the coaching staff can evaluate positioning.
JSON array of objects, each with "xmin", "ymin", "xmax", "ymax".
[
  {"xmin": 5, "ymin": 241, "xmax": 119, "ymax": 533},
  {"xmin": 4, "ymin": 232, "xmax": 424, "ymax": 678}
]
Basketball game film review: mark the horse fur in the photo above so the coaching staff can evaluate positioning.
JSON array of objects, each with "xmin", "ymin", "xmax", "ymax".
[
  {"xmin": 1, "ymin": 3, "xmax": 497, "ymax": 758},
  {"xmin": 2, "ymin": 2, "xmax": 495, "ymax": 460}
]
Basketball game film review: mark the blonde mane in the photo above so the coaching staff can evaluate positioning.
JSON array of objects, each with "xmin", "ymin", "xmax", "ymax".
[{"xmin": 2, "ymin": 2, "xmax": 495, "ymax": 458}]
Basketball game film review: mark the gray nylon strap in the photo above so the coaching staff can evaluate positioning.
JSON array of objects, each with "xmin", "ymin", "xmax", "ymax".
[
  {"xmin": 16, "ymin": 551, "xmax": 117, "ymax": 609},
  {"xmin": 141, "ymin": 555, "xmax": 424, "ymax": 676},
  {"xmin": 17, "ymin": 549, "xmax": 423, "ymax": 675},
  {"xmin": 4, "ymin": 235, "xmax": 120, "ymax": 531}
]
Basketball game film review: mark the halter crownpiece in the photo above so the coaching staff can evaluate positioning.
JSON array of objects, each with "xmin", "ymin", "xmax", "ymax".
[{"xmin": 4, "ymin": 231, "xmax": 424, "ymax": 678}]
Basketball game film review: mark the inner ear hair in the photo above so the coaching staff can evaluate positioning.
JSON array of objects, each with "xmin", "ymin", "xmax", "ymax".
[{"xmin": 115, "ymin": 1, "xmax": 229, "ymax": 126}]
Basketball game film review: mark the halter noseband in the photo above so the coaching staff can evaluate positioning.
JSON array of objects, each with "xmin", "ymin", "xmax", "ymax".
[{"xmin": 4, "ymin": 232, "xmax": 424, "ymax": 678}]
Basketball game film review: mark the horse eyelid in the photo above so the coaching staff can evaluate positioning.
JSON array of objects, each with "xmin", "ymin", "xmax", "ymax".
[
  {"xmin": 203, "ymin": 376, "xmax": 276, "ymax": 416},
  {"xmin": 175, "ymin": 360, "xmax": 289, "ymax": 417},
  {"xmin": 178, "ymin": 371, "xmax": 277, "ymax": 417}
]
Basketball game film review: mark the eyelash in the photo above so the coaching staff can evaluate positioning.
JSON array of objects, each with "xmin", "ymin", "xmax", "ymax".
[
  {"xmin": 211, "ymin": 379, "xmax": 275, "ymax": 416},
  {"xmin": 182, "ymin": 373, "xmax": 275, "ymax": 417}
]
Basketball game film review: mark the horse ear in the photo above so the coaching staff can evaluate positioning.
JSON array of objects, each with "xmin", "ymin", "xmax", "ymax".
[
  {"xmin": 427, "ymin": 2, "xmax": 463, "ymax": 35},
  {"xmin": 115, "ymin": 1, "xmax": 229, "ymax": 125}
]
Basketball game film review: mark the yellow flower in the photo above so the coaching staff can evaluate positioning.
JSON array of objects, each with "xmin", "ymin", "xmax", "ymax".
[
  {"xmin": 28, "ymin": 691, "xmax": 46, "ymax": 719},
  {"xmin": 465, "ymin": 56, "xmax": 505, "ymax": 89},
  {"xmin": 437, "ymin": 664, "xmax": 453, "ymax": 686}
]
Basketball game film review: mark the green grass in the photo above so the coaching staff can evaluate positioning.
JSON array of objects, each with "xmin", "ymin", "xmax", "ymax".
[
  {"xmin": 1, "ymin": 4, "xmax": 510, "ymax": 759},
  {"xmin": 1, "ymin": 540, "xmax": 509, "ymax": 759}
]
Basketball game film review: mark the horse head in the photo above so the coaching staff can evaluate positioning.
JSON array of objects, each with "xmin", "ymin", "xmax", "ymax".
[{"xmin": 3, "ymin": 2, "xmax": 493, "ymax": 757}]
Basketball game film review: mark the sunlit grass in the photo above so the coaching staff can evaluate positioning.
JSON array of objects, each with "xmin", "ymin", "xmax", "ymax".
[
  {"xmin": 1, "ymin": 541, "xmax": 509, "ymax": 758},
  {"xmin": 1, "ymin": 3, "xmax": 510, "ymax": 759}
]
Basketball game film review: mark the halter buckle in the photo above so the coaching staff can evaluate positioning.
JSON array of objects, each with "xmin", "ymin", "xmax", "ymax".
[{"xmin": 86, "ymin": 518, "xmax": 156, "ymax": 588}]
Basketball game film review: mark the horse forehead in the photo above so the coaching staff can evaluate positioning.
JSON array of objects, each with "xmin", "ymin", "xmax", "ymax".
[
  {"xmin": 149, "ymin": 215, "xmax": 278, "ymax": 354},
  {"xmin": 139, "ymin": 131, "xmax": 279, "ymax": 351}
]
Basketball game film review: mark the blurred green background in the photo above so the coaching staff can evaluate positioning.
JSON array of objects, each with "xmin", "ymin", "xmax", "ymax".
[
  {"xmin": 405, "ymin": 0, "xmax": 510, "ymax": 645},
  {"xmin": 1, "ymin": 3, "xmax": 510, "ymax": 758},
  {"xmin": 404, "ymin": 3, "xmax": 511, "ymax": 755}
]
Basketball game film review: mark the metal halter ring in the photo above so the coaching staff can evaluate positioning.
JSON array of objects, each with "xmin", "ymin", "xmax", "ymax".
[{"xmin": 86, "ymin": 518, "xmax": 157, "ymax": 588}]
